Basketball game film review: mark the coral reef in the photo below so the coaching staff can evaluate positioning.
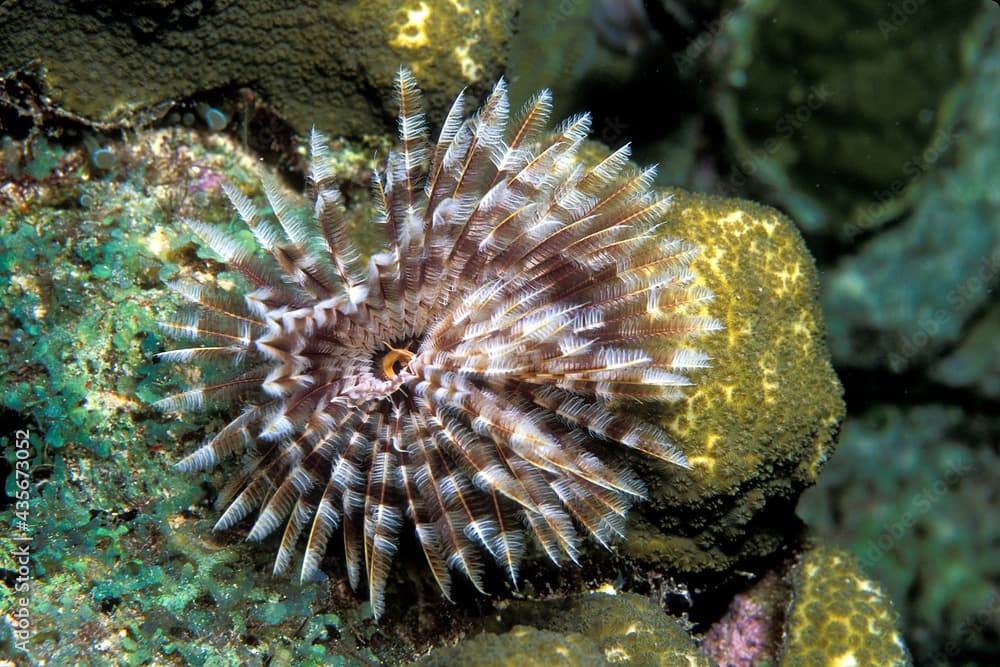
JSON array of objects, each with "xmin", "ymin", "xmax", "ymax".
[
  {"xmin": 7, "ymin": 0, "xmax": 996, "ymax": 663},
  {"xmin": 796, "ymin": 12, "xmax": 1000, "ymax": 662},
  {"xmin": 821, "ymin": 16, "xmax": 1000, "ymax": 371},
  {"xmin": 416, "ymin": 543, "xmax": 914, "ymax": 666},
  {"xmin": 397, "ymin": 2, "xmax": 999, "ymax": 663},
  {"xmin": 0, "ymin": 0, "xmax": 518, "ymax": 136},
  {"xmin": 0, "ymin": 114, "xmax": 847, "ymax": 662}
]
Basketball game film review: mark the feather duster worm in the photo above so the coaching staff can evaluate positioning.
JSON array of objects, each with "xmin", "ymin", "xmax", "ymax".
[{"xmin": 156, "ymin": 69, "xmax": 722, "ymax": 618}]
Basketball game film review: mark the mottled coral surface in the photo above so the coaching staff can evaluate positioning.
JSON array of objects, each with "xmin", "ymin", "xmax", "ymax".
[{"xmin": 0, "ymin": 0, "xmax": 518, "ymax": 137}]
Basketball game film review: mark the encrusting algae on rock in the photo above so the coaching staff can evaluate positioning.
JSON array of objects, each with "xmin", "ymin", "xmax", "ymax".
[
  {"xmin": 420, "ymin": 591, "xmax": 714, "ymax": 666},
  {"xmin": 417, "ymin": 544, "xmax": 913, "ymax": 666},
  {"xmin": 154, "ymin": 69, "xmax": 723, "ymax": 618}
]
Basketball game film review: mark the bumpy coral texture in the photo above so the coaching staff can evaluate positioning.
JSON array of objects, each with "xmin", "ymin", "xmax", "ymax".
[{"xmin": 156, "ymin": 69, "xmax": 721, "ymax": 617}]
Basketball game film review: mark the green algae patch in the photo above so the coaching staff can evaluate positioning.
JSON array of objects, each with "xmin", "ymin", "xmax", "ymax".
[
  {"xmin": 0, "ymin": 0, "xmax": 518, "ymax": 138},
  {"xmin": 0, "ymin": 130, "xmax": 380, "ymax": 666},
  {"xmin": 417, "ymin": 592, "xmax": 711, "ymax": 667},
  {"xmin": 623, "ymin": 190, "xmax": 845, "ymax": 574},
  {"xmin": 780, "ymin": 545, "xmax": 911, "ymax": 667}
]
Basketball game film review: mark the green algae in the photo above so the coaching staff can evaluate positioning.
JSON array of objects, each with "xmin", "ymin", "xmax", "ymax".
[{"xmin": 0, "ymin": 130, "xmax": 380, "ymax": 666}]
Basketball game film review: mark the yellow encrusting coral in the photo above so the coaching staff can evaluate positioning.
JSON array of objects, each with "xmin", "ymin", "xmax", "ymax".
[
  {"xmin": 780, "ymin": 545, "xmax": 911, "ymax": 666},
  {"xmin": 389, "ymin": 2, "xmax": 433, "ymax": 49},
  {"xmin": 621, "ymin": 189, "xmax": 845, "ymax": 573},
  {"xmin": 387, "ymin": 0, "xmax": 499, "ymax": 84}
]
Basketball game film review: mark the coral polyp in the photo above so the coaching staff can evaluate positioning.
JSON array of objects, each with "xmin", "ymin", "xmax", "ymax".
[{"xmin": 155, "ymin": 69, "xmax": 721, "ymax": 618}]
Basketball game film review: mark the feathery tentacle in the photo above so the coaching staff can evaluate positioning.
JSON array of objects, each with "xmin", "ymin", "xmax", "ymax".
[{"xmin": 156, "ymin": 69, "xmax": 721, "ymax": 619}]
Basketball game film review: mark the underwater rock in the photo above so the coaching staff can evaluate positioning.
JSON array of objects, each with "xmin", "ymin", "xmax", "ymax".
[
  {"xmin": 700, "ymin": 568, "xmax": 786, "ymax": 667},
  {"xmin": 415, "ymin": 591, "xmax": 712, "ymax": 666},
  {"xmin": 0, "ymin": 0, "xmax": 518, "ymax": 136},
  {"xmin": 820, "ymin": 15, "xmax": 1000, "ymax": 371},
  {"xmin": 721, "ymin": 0, "xmax": 983, "ymax": 236},
  {"xmin": 930, "ymin": 301, "xmax": 1000, "ymax": 399}
]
